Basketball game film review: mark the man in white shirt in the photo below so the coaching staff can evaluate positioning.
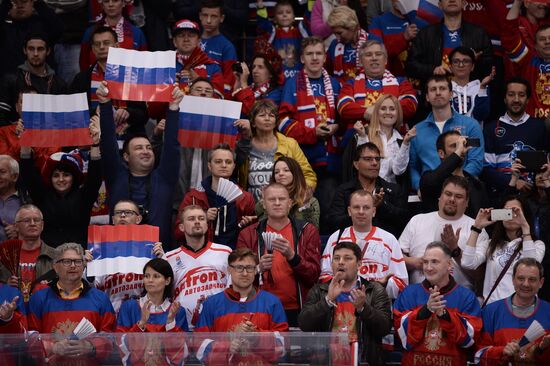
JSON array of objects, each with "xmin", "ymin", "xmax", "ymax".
[
  {"xmin": 400, "ymin": 176, "xmax": 488, "ymax": 289},
  {"xmin": 320, "ymin": 189, "xmax": 408, "ymax": 299},
  {"xmin": 163, "ymin": 205, "xmax": 231, "ymax": 330}
]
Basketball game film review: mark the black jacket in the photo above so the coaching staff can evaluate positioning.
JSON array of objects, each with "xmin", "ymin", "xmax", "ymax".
[
  {"xmin": 298, "ymin": 278, "xmax": 392, "ymax": 366},
  {"xmin": 406, "ymin": 21, "xmax": 493, "ymax": 83},
  {"xmin": 326, "ymin": 177, "xmax": 409, "ymax": 237},
  {"xmin": 419, "ymin": 153, "xmax": 489, "ymax": 217}
]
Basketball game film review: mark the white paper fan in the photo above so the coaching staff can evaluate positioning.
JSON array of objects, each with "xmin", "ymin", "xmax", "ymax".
[
  {"xmin": 262, "ymin": 232, "xmax": 282, "ymax": 253},
  {"xmin": 519, "ymin": 320, "xmax": 545, "ymax": 347},
  {"xmin": 71, "ymin": 317, "xmax": 97, "ymax": 340},
  {"xmin": 215, "ymin": 178, "xmax": 243, "ymax": 207}
]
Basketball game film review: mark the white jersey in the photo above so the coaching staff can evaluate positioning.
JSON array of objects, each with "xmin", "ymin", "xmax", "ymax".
[
  {"xmin": 165, "ymin": 241, "xmax": 231, "ymax": 330},
  {"xmin": 320, "ymin": 226, "xmax": 408, "ymax": 299},
  {"xmin": 94, "ymin": 272, "xmax": 144, "ymax": 313},
  {"xmin": 399, "ymin": 211, "xmax": 489, "ymax": 289}
]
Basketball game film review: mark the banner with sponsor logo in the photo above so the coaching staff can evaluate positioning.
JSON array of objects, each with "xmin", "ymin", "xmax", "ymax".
[
  {"xmin": 87, "ymin": 224, "xmax": 159, "ymax": 277},
  {"xmin": 105, "ymin": 48, "xmax": 176, "ymax": 102},
  {"xmin": 20, "ymin": 93, "xmax": 92, "ymax": 147},
  {"xmin": 178, "ymin": 95, "xmax": 242, "ymax": 149}
]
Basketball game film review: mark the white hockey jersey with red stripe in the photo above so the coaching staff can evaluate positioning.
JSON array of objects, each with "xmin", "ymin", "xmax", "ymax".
[
  {"xmin": 320, "ymin": 226, "xmax": 408, "ymax": 299},
  {"xmin": 165, "ymin": 241, "xmax": 232, "ymax": 329}
]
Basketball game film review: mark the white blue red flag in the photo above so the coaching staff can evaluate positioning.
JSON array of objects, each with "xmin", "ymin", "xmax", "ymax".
[
  {"xmin": 20, "ymin": 93, "xmax": 92, "ymax": 147},
  {"xmin": 178, "ymin": 96, "xmax": 242, "ymax": 149},
  {"xmin": 87, "ymin": 224, "xmax": 159, "ymax": 277},
  {"xmin": 395, "ymin": 0, "xmax": 420, "ymax": 22},
  {"xmin": 416, "ymin": 0, "xmax": 442, "ymax": 28},
  {"xmin": 105, "ymin": 48, "xmax": 176, "ymax": 102}
]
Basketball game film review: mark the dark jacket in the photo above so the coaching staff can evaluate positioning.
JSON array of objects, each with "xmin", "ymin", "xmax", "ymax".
[
  {"xmin": 419, "ymin": 153, "xmax": 489, "ymax": 217},
  {"xmin": 236, "ymin": 218, "xmax": 321, "ymax": 309},
  {"xmin": 99, "ymin": 102, "xmax": 180, "ymax": 250},
  {"xmin": 298, "ymin": 278, "xmax": 392, "ymax": 366},
  {"xmin": 70, "ymin": 64, "xmax": 148, "ymax": 132},
  {"xmin": 0, "ymin": 62, "xmax": 67, "ymax": 124},
  {"xmin": 19, "ymin": 155, "xmax": 103, "ymax": 248},
  {"xmin": 326, "ymin": 177, "xmax": 409, "ymax": 237},
  {"xmin": 406, "ymin": 21, "xmax": 493, "ymax": 83}
]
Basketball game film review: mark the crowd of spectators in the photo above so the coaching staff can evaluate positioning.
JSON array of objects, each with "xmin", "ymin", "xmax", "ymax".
[{"xmin": 1, "ymin": 0, "xmax": 550, "ymax": 365}]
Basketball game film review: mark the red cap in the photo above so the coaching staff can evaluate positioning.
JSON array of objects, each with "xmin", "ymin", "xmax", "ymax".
[{"xmin": 173, "ymin": 19, "xmax": 201, "ymax": 35}]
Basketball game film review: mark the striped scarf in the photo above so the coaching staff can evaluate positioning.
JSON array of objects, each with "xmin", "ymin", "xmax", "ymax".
[{"xmin": 333, "ymin": 28, "xmax": 369, "ymax": 80}]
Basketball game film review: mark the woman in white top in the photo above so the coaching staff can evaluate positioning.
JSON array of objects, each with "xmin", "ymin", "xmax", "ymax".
[
  {"xmin": 354, "ymin": 94, "xmax": 416, "ymax": 183},
  {"xmin": 462, "ymin": 196, "xmax": 545, "ymax": 305}
]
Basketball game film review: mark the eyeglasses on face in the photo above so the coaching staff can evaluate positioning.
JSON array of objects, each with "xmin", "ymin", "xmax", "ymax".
[
  {"xmin": 451, "ymin": 59, "xmax": 473, "ymax": 66},
  {"xmin": 113, "ymin": 210, "xmax": 138, "ymax": 217},
  {"xmin": 56, "ymin": 259, "xmax": 84, "ymax": 267},
  {"xmin": 229, "ymin": 264, "xmax": 256, "ymax": 273}
]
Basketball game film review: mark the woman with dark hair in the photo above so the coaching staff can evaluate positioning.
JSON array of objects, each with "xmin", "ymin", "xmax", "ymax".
[
  {"xmin": 235, "ymin": 99, "xmax": 316, "ymax": 200},
  {"xmin": 462, "ymin": 195, "xmax": 545, "ymax": 304},
  {"xmin": 256, "ymin": 156, "xmax": 320, "ymax": 227},
  {"xmin": 116, "ymin": 258, "xmax": 188, "ymax": 365},
  {"xmin": 19, "ymin": 120, "xmax": 103, "ymax": 248},
  {"xmin": 232, "ymin": 53, "xmax": 283, "ymax": 116},
  {"xmin": 117, "ymin": 258, "xmax": 188, "ymax": 332}
]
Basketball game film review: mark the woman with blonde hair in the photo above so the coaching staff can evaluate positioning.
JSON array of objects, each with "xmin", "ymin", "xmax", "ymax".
[{"xmin": 354, "ymin": 94, "xmax": 416, "ymax": 183}]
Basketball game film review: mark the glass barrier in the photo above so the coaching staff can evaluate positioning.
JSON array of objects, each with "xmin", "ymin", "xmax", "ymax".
[{"xmin": 0, "ymin": 332, "xmax": 353, "ymax": 365}]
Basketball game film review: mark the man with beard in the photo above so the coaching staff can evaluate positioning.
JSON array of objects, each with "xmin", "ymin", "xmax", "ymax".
[
  {"xmin": 482, "ymin": 78, "xmax": 550, "ymax": 196},
  {"xmin": 163, "ymin": 205, "xmax": 231, "ymax": 330},
  {"xmin": 420, "ymin": 130, "xmax": 489, "ymax": 217},
  {"xmin": 400, "ymin": 176, "xmax": 489, "ymax": 289}
]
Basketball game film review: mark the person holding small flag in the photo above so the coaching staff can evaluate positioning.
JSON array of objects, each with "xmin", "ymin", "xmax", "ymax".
[
  {"xmin": 172, "ymin": 19, "xmax": 224, "ymax": 98},
  {"xmin": 96, "ymin": 81, "xmax": 182, "ymax": 250},
  {"xmin": 476, "ymin": 258, "xmax": 550, "ymax": 365}
]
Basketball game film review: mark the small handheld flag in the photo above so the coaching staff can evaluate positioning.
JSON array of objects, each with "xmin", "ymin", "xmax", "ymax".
[
  {"xmin": 87, "ymin": 224, "xmax": 159, "ymax": 277},
  {"xmin": 105, "ymin": 48, "xmax": 176, "ymax": 102},
  {"xmin": 178, "ymin": 96, "xmax": 242, "ymax": 149},
  {"xmin": 20, "ymin": 93, "xmax": 92, "ymax": 147}
]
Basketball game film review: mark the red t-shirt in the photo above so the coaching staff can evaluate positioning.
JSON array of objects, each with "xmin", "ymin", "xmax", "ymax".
[
  {"xmin": 19, "ymin": 247, "xmax": 40, "ymax": 302},
  {"xmin": 262, "ymin": 223, "xmax": 299, "ymax": 310}
]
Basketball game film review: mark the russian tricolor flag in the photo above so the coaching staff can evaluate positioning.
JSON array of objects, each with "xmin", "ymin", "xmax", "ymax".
[
  {"xmin": 105, "ymin": 48, "xmax": 176, "ymax": 102},
  {"xmin": 20, "ymin": 93, "xmax": 92, "ymax": 148},
  {"xmin": 178, "ymin": 95, "xmax": 242, "ymax": 149},
  {"xmin": 416, "ymin": 0, "xmax": 443, "ymax": 28},
  {"xmin": 87, "ymin": 224, "xmax": 159, "ymax": 277}
]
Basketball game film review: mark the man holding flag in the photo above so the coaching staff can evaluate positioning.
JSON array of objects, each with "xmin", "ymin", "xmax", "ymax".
[
  {"xmin": 476, "ymin": 258, "xmax": 550, "ymax": 365},
  {"xmin": 96, "ymin": 81, "xmax": 182, "ymax": 250}
]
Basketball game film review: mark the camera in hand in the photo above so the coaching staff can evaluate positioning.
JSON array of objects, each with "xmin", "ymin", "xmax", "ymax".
[
  {"xmin": 232, "ymin": 62, "xmax": 243, "ymax": 74},
  {"xmin": 465, "ymin": 138, "xmax": 480, "ymax": 147},
  {"xmin": 516, "ymin": 150, "xmax": 547, "ymax": 172}
]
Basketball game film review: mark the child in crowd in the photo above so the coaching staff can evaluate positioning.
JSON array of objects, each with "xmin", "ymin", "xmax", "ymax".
[{"xmin": 255, "ymin": 0, "xmax": 310, "ymax": 80}]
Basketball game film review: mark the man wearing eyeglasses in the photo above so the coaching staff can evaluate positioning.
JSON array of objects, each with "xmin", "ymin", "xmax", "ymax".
[
  {"xmin": 326, "ymin": 142, "xmax": 408, "ymax": 237},
  {"xmin": 195, "ymin": 248, "xmax": 288, "ymax": 364},
  {"xmin": 91, "ymin": 199, "xmax": 153, "ymax": 313},
  {"xmin": 0, "ymin": 204, "xmax": 55, "ymax": 302},
  {"xmin": 28, "ymin": 243, "xmax": 116, "ymax": 364}
]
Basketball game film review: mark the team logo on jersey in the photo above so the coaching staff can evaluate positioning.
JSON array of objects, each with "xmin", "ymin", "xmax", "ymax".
[
  {"xmin": 424, "ymin": 317, "xmax": 446, "ymax": 351},
  {"xmin": 536, "ymin": 71, "xmax": 550, "ymax": 106},
  {"xmin": 52, "ymin": 319, "xmax": 78, "ymax": 340},
  {"xmin": 495, "ymin": 126, "xmax": 506, "ymax": 137},
  {"xmin": 174, "ymin": 266, "xmax": 227, "ymax": 297}
]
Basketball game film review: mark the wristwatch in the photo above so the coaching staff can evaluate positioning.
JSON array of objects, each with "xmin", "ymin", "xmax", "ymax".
[{"xmin": 451, "ymin": 247, "xmax": 462, "ymax": 258}]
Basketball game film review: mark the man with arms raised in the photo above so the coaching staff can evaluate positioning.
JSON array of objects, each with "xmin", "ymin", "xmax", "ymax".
[
  {"xmin": 320, "ymin": 189, "xmax": 408, "ymax": 300},
  {"xmin": 300, "ymin": 241, "xmax": 391, "ymax": 366},
  {"xmin": 394, "ymin": 241, "xmax": 482, "ymax": 366}
]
